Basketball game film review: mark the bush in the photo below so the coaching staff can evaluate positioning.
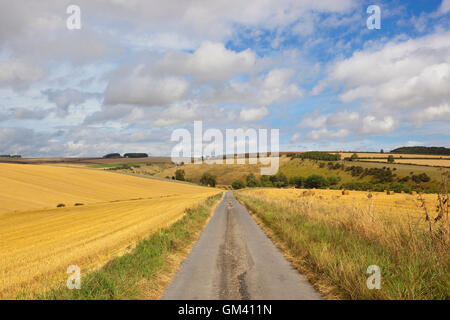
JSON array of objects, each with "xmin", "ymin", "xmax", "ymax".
[
  {"xmin": 175, "ymin": 169, "xmax": 185, "ymax": 181},
  {"xmin": 232, "ymin": 180, "xmax": 246, "ymax": 189},
  {"xmin": 200, "ymin": 172, "xmax": 217, "ymax": 187},
  {"xmin": 389, "ymin": 184, "xmax": 411, "ymax": 193},
  {"xmin": 74, "ymin": 203, "xmax": 84, "ymax": 206},
  {"xmin": 341, "ymin": 182, "xmax": 374, "ymax": 191},
  {"xmin": 57, "ymin": 203, "xmax": 65, "ymax": 208},
  {"xmin": 269, "ymin": 173, "xmax": 288, "ymax": 188},
  {"xmin": 412, "ymin": 173, "xmax": 431, "ymax": 183},
  {"xmin": 327, "ymin": 176, "xmax": 341, "ymax": 186},
  {"xmin": 289, "ymin": 176, "xmax": 304, "ymax": 188},
  {"xmin": 304, "ymin": 175, "xmax": 329, "ymax": 189},
  {"xmin": 260, "ymin": 175, "xmax": 273, "ymax": 187}
]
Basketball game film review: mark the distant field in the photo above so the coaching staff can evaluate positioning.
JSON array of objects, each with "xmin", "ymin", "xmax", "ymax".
[
  {"xmin": 0, "ymin": 157, "xmax": 172, "ymax": 165},
  {"xmin": 358, "ymin": 158, "xmax": 450, "ymax": 167},
  {"xmin": 338, "ymin": 152, "xmax": 450, "ymax": 159},
  {"xmin": 0, "ymin": 163, "xmax": 219, "ymax": 298}
]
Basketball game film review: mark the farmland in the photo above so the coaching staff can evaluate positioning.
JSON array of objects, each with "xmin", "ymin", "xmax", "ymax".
[
  {"xmin": 0, "ymin": 163, "xmax": 219, "ymax": 298},
  {"xmin": 235, "ymin": 188, "xmax": 449, "ymax": 299}
]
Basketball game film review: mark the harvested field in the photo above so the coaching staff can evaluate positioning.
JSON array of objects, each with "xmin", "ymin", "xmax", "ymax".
[{"xmin": 0, "ymin": 163, "xmax": 219, "ymax": 298}]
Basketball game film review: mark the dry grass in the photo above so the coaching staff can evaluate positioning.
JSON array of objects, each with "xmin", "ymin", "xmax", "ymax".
[
  {"xmin": 235, "ymin": 187, "xmax": 449, "ymax": 299},
  {"xmin": 0, "ymin": 163, "xmax": 219, "ymax": 298}
]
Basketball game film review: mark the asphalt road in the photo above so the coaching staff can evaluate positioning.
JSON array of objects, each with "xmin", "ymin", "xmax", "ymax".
[{"xmin": 162, "ymin": 191, "xmax": 322, "ymax": 300}]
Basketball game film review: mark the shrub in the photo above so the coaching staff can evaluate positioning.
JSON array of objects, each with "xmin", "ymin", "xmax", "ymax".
[
  {"xmin": 289, "ymin": 176, "xmax": 304, "ymax": 188},
  {"xmin": 260, "ymin": 175, "xmax": 273, "ymax": 187},
  {"xmin": 304, "ymin": 175, "xmax": 329, "ymax": 189},
  {"xmin": 74, "ymin": 203, "xmax": 84, "ymax": 206},
  {"xmin": 269, "ymin": 173, "xmax": 288, "ymax": 188},
  {"xmin": 232, "ymin": 180, "xmax": 246, "ymax": 189},
  {"xmin": 327, "ymin": 176, "xmax": 341, "ymax": 186},
  {"xmin": 56, "ymin": 203, "xmax": 65, "ymax": 208}
]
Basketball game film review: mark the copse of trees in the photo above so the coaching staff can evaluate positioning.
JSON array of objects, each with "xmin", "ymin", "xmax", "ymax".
[
  {"xmin": 0, "ymin": 154, "xmax": 21, "ymax": 158},
  {"xmin": 293, "ymin": 151, "xmax": 341, "ymax": 161},
  {"xmin": 123, "ymin": 153, "xmax": 148, "ymax": 158},
  {"xmin": 103, "ymin": 153, "xmax": 121, "ymax": 158}
]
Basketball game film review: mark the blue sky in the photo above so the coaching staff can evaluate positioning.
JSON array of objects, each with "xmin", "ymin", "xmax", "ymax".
[{"xmin": 0, "ymin": 0, "xmax": 449, "ymax": 157}]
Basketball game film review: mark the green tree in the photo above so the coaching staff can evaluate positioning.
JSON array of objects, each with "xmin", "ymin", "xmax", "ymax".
[
  {"xmin": 387, "ymin": 155, "xmax": 395, "ymax": 163},
  {"xmin": 246, "ymin": 173, "xmax": 260, "ymax": 187},
  {"xmin": 305, "ymin": 174, "xmax": 329, "ymax": 189},
  {"xmin": 200, "ymin": 172, "xmax": 217, "ymax": 187},
  {"xmin": 175, "ymin": 169, "xmax": 185, "ymax": 181},
  {"xmin": 350, "ymin": 153, "xmax": 358, "ymax": 161}
]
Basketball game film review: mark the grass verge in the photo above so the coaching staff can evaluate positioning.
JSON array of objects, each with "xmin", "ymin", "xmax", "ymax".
[
  {"xmin": 39, "ymin": 193, "xmax": 223, "ymax": 300},
  {"xmin": 234, "ymin": 190, "xmax": 449, "ymax": 300}
]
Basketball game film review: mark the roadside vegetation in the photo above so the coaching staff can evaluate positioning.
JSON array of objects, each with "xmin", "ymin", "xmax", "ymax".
[
  {"xmin": 234, "ymin": 177, "xmax": 449, "ymax": 299},
  {"xmin": 39, "ymin": 194, "xmax": 222, "ymax": 300}
]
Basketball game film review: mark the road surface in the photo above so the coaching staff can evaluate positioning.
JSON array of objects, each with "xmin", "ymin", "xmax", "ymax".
[{"xmin": 162, "ymin": 191, "xmax": 322, "ymax": 300}]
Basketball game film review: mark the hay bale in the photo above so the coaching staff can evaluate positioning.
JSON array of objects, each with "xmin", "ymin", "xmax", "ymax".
[
  {"xmin": 410, "ymin": 191, "xmax": 417, "ymax": 195},
  {"xmin": 342, "ymin": 190, "xmax": 349, "ymax": 195},
  {"xmin": 386, "ymin": 190, "xmax": 395, "ymax": 195}
]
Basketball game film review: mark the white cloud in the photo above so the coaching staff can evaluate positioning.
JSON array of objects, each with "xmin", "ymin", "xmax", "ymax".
[
  {"xmin": 439, "ymin": 0, "xmax": 450, "ymax": 14},
  {"xmin": 0, "ymin": 59, "xmax": 44, "ymax": 89},
  {"xmin": 159, "ymin": 41, "xmax": 256, "ymax": 82},
  {"xmin": 306, "ymin": 128, "xmax": 349, "ymax": 140},
  {"xmin": 361, "ymin": 115, "xmax": 396, "ymax": 135},
  {"xmin": 239, "ymin": 106, "xmax": 269, "ymax": 122},
  {"xmin": 321, "ymin": 32, "xmax": 450, "ymax": 110},
  {"xmin": 104, "ymin": 65, "xmax": 189, "ymax": 107}
]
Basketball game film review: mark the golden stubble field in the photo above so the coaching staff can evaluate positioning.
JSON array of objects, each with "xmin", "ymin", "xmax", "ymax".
[{"xmin": 0, "ymin": 163, "xmax": 220, "ymax": 298}]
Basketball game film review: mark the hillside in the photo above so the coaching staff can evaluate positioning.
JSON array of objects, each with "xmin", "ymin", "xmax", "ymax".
[{"xmin": 390, "ymin": 146, "xmax": 450, "ymax": 155}]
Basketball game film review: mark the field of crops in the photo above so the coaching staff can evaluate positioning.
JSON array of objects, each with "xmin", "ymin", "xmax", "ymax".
[{"xmin": 0, "ymin": 163, "xmax": 219, "ymax": 298}]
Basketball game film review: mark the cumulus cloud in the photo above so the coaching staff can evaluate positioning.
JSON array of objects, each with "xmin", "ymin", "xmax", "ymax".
[
  {"xmin": 159, "ymin": 42, "xmax": 257, "ymax": 82},
  {"xmin": 239, "ymin": 106, "xmax": 269, "ymax": 122},
  {"xmin": 42, "ymin": 88, "xmax": 101, "ymax": 117},
  {"xmin": 0, "ymin": 59, "xmax": 44, "ymax": 90},
  {"xmin": 316, "ymin": 32, "xmax": 450, "ymax": 111},
  {"xmin": 104, "ymin": 65, "xmax": 189, "ymax": 107}
]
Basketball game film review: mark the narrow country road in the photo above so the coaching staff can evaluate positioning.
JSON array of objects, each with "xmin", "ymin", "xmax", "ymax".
[{"xmin": 162, "ymin": 191, "xmax": 322, "ymax": 300}]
